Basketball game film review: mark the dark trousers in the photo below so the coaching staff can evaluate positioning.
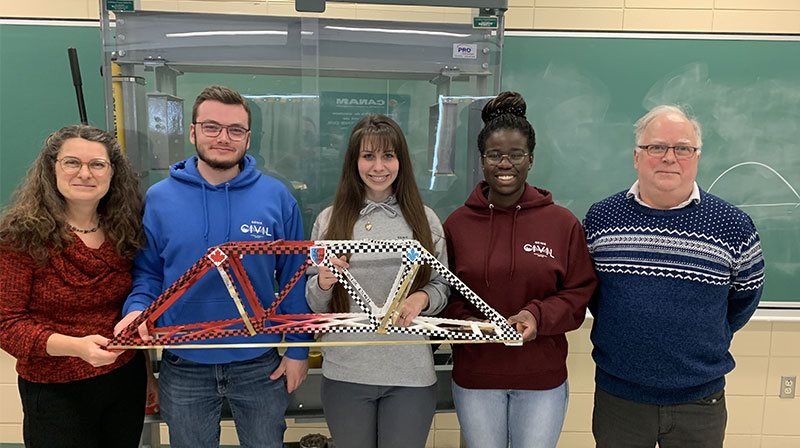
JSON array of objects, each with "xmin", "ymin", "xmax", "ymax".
[
  {"xmin": 593, "ymin": 386, "xmax": 727, "ymax": 448},
  {"xmin": 18, "ymin": 351, "xmax": 147, "ymax": 448},
  {"xmin": 321, "ymin": 376, "xmax": 437, "ymax": 448}
]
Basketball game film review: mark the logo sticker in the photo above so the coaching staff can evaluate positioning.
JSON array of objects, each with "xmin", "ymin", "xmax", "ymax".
[
  {"xmin": 309, "ymin": 245, "xmax": 327, "ymax": 266},
  {"xmin": 453, "ymin": 43, "xmax": 478, "ymax": 60},
  {"xmin": 405, "ymin": 247, "xmax": 421, "ymax": 262},
  {"xmin": 207, "ymin": 248, "xmax": 228, "ymax": 266}
]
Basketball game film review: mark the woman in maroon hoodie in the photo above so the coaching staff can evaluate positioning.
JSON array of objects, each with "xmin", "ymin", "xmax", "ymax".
[{"xmin": 443, "ymin": 92, "xmax": 597, "ymax": 448}]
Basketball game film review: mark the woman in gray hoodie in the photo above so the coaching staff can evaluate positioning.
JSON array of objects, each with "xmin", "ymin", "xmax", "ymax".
[{"xmin": 306, "ymin": 114, "xmax": 448, "ymax": 448}]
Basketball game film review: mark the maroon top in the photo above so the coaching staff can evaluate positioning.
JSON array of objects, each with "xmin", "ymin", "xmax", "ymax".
[
  {"xmin": 0, "ymin": 238, "xmax": 135, "ymax": 383},
  {"xmin": 443, "ymin": 182, "xmax": 597, "ymax": 390}
]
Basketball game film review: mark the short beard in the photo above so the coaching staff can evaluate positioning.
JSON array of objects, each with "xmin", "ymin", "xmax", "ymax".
[{"xmin": 195, "ymin": 143, "xmax": 245, "ymax": 170}]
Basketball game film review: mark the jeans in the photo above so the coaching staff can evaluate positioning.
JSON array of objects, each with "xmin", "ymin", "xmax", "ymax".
[
  {"xmin": 18, "ymin": 352, "xmax": 146, "ymax": 448},
  {"xmin": 452, "ymin": 380, "xmax": 568, "ymax": 448},
  {"xmin": 321, "ymin": 376, "xmax": 437, "ymax": 448},
  {"xmin": 159, "ymin": 349, "xmax": 288, "ymax": 448},
  {"xmin": 593, "ymin": 386, "xmax": 727, "ymax": 448}
]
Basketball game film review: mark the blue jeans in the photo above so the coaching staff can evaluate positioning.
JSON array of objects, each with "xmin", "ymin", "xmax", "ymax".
[
  {"xmin": 159, "ymin": 349, "xmax": 288, "ymax": 448},
  {"xmin": 452, "ymin": 380, "xmax": 568, "ymax": 448}
]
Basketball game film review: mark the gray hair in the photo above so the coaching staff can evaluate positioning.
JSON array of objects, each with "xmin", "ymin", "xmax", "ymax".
[{"xmin": 634, "ymin": 105, "xmax": 703, "ymax": 149}]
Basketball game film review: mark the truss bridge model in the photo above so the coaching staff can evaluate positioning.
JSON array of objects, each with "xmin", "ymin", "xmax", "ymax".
[{"xmin": 109, "ymin": 239, "xmax": 523, "ymax": 349}]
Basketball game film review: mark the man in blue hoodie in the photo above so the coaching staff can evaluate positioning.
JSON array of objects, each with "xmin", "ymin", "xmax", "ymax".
[{"xmin": 116, "ymin": 85, "xmax": 311, "ymax": 447}]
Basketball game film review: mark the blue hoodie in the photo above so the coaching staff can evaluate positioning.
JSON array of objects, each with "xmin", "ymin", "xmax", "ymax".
[{"xmin": 123, "ymin": 155, "xmax": 311, "ymax": 363}]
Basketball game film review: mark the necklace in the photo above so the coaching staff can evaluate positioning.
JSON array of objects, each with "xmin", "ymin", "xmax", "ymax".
[
  {"xmin": 365, "ymin": 221, "xmax": 373, "ymax": 231},
  {"xmin": 68, "ymin": 223, "xmax": 100, "ymax": 234}
]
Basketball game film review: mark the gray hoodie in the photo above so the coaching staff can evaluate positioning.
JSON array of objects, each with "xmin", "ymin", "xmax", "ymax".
[{"xmin": 306, "ymin": 195, "xmax": 448, "ymax": 387}]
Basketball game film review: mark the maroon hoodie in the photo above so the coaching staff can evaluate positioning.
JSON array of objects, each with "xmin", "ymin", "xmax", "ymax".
[{"xmin": 443, "ymin": 181, "xmax": 597, "ymax": 390}]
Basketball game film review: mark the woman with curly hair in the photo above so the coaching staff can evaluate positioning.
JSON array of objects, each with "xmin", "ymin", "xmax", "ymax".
[{"xmin": 0, "ymin": 125, "xmax": 148, "ymax": 447}]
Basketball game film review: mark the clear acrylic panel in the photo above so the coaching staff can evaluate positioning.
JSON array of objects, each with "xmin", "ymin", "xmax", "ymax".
[{"xmin": 101, "ymin": 6, "xmax": 504, "ymax": 236}]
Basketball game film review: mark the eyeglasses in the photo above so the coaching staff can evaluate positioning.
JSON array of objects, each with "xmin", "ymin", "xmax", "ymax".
[
  {"xmin": 194, "ymin": 121, "xmax": 250, "ymax": 141},
  {"xmin": 637, "ymin": 144, "xmax": 700, "ymax": 159},
  {"xmin": 482, "ymin": 151, "xmax": 530, "ymax": 165},
  {"xmin": 56, "ymin": 157, "xmax": 112, "ymax": 175}
]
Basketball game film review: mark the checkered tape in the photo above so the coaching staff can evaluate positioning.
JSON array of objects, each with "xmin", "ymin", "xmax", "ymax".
[
  {"xmin": 111, "ymin": 312, "xmax": 515, "ymax": 347},
  {"xmin": 321, "ymin": 257, "xmax": 381, "ymax": 328},
  {"xmin": 422, "ymin": 252, "xmax": 519, "ymax": 341},
  {"xmin": 111, "ymin": 313, "xmax": 265, "ymax": 347},
  {"xmin": 316, "ymin": 240, "xmax": 420, "ymax": 319},
  {"xmin": 224, "ymin": 240, "xmax": 312, "ymax": 256},
  {"xmin": 314, "ymin": 240, "xmax": 519, "ymax": 342},
  {"xmin": 110, "ymin": 255, "xmax": 214, "ymax": 346},
  {"xmin": 264, "ymin": 260, "xmax": 310, "ymax": 316},
  {"xmin": 109, "ymin": 239, "xmax": 523, "ymax": 348}
]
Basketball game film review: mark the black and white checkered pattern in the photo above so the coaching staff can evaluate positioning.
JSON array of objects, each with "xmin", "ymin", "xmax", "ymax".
[
  {"xmin": 108, "ymin": 239, "xmax": 523, "ymax": 349},
  {"xmin": 313, "ymin": 240, "xmax": 522, "ymax": 343}
]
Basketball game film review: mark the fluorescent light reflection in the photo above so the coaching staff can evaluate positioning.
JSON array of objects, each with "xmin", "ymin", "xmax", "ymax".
[
  {"xmin": 325, "ymin": 25, "xmax": 468, "ymax": 38},
  {"xmin": 166, "ymin": 30, "xmax": 314, "ymax": 38}
]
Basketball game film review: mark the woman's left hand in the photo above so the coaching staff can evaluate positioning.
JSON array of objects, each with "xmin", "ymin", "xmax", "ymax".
[
  {"xmin": 394, "ymin": 291, "xmax": 429, "ymax": 327},
  {"xmin": 508, "ymin": 310, "xmax": 538, "ymax": 342}
]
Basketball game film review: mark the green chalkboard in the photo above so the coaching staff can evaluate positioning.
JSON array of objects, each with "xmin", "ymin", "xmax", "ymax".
[
  {"xmin": 502, "ymin": 34, "xmax": 800, "ymax": 304},
  {"xmin": 0, "ymin": 23, "xmax": 106, "ymax": 206}
]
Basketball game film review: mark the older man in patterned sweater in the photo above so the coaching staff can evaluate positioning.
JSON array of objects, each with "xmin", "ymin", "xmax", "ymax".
[{"xmin": 584, "ymin": 105, "xmax": 764, "ymax": 448}]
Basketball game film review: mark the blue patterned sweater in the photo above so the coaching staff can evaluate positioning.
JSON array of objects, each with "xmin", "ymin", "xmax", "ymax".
[{"xmin": 583, "ymin": 190, "xmax": 764, "ymax": 405}]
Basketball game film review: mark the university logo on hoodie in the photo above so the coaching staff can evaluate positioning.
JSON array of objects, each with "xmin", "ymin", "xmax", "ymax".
[
  {"xmin": 239, "ymin": 220, "xmax": 273, "ymax": 239},
  {"xmin": 523, "ymin": 240, "xmax": 555, "ymax": 259}
]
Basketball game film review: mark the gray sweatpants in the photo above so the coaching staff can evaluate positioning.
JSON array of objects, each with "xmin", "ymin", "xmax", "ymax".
[{"xmin": 320, "ymin": 376, "xmax": 437, "ymax": 448}]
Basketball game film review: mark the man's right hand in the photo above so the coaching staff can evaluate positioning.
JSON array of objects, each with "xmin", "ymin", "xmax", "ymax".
[{"xmin": 114, "ymin": 310, "xmax": 151, "ymax": 340}]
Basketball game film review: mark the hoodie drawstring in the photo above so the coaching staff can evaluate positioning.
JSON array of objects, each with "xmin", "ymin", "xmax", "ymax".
[
  {"xmin": 224, "ymin": 183, "xmax": 232, "ymax": 242},
  {"xmin": 510, "ymin": 205, "xmax": 521, "ymax": 280},
  {"xmin": 485, "ymin": 203, "xmax": 522, "ymax": 284},
  {"xmin": 484, "ymin": 204, "xmax": 495, "ymax": 287},
  {"xmin": 359, "ymin": 201, "xmax": 398, "ymax": 219},
  {"xmin": 201, "ymin": 183, "xmax": 210, "ymax": 247},
  {"xmin": 201, "ymin": 183, "xmax": 233, "ymax": 246}
]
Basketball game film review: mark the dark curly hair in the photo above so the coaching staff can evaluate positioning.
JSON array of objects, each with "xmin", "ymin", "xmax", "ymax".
[
  {"xmin": 0, "ymin": 125, "xmax": 145, "ymax": 263},
  {"xmin": 477, "ymin": 91, "xmax": 536, "ymax": 156}
]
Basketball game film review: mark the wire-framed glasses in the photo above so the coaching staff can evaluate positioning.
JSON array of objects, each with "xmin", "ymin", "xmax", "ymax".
[
  {"xmin": 194, "ymin": 121, "xmax": 250, "ymax": 141},
  {"xmin": 56, "ymin": 157, "xmax": 112, "ymax": 175},
  {"xmin": 637, "ymin": 144, "xmax": 700, "ymax": 159},
  {"xmin": 482, "ymin": 151, "xmax": 530, "ymax": 165}
]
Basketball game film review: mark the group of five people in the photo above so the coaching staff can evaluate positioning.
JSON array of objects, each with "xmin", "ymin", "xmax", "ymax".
[{"xmin": 0, "ymin": 84, "xmax": 763, "ymax": 448}]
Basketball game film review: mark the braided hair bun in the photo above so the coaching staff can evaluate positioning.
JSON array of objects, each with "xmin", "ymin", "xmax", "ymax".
[
  {"xmin": 477, "ymin": 91, "xmax": 535, "ymax": 155},
  {"xmin": 481, "ymin": 91, "xmax": 527, "ymax": 123}
]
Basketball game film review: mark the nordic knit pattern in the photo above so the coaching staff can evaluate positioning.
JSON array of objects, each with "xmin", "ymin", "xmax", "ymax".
[
  {"xmin": 0, "ymin": 240, "xmax": 136, "ymax": 383},
  {"xmin": 584, "ymin": 190, "xmax": 764, "ymax": 405}
]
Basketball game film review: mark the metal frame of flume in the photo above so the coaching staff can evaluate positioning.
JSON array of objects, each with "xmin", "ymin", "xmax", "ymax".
[{"xmin": 98, "ymin": 0, "xmax": 506, "ymax": 182}]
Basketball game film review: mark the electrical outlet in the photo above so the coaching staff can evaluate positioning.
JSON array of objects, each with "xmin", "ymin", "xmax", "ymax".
[{"xmin": 780, "ymin": 376, "xmax": 796, "ymax": 399}]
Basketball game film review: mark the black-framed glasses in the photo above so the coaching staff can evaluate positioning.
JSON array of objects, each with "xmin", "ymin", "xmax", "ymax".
[
  {"xmin": 55, "ymin": 157, "xmax": 112, "ymax": 175},
  {"xmin": 637, "ymin": 144, "xmax": 700, "ymax": 159},
  {"xmin": 482, "ymin": 151, "xmax": 530, "ymax": 165},
  {"xmin": 194, "ymin": 121, "xmax": 250, "ymax": 141}
]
